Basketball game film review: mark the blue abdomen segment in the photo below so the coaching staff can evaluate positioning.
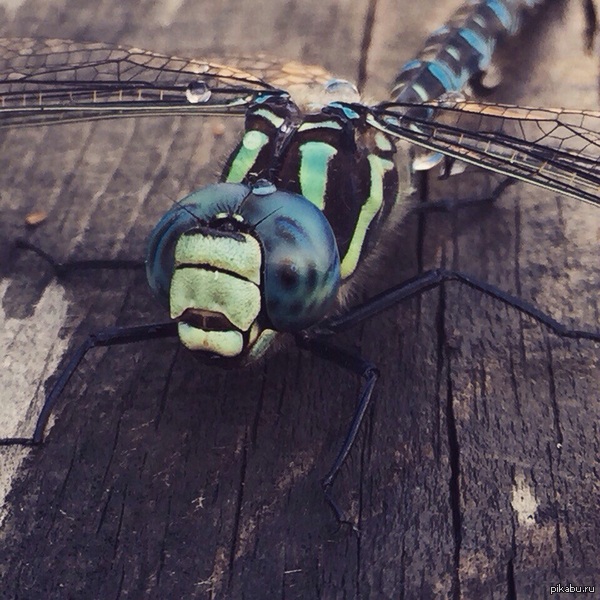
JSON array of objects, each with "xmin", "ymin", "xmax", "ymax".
[
  {"xmin": 146, "ymin": 182, "xmax": 341, "ymax": 334},
  {"xmin": 392, "ymin": 0, "xmax": 545, "ymax": 103}
]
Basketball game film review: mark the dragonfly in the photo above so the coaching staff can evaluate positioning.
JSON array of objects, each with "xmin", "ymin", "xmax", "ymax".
[{"xmin": 0, "ymin": 0, "xmax": 599, "ymax": 523}]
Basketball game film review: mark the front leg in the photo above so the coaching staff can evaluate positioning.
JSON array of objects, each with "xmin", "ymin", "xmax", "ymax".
[
  {"xmin": 0, "ymin": 321, "xmax": 178, "ymax": 446},
  {"xmin": 15, "ymin": 239, "xmax": 144, "ymax": 276}
]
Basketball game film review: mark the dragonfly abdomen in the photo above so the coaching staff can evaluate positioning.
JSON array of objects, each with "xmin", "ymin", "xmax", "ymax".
[{"xmin": 392, "ymin": 0, "xmax": 546, "ymax": 103}]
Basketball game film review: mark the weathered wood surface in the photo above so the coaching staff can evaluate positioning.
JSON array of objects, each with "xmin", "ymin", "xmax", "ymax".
[{"xmin": 0, "ymin": 0, "xmax": 598, "ymax": 598}]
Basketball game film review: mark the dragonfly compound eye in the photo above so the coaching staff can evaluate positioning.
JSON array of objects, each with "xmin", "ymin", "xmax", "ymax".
[{"xmin": 246, "ymin": 188, "xmax": 341, "ymax": 332}]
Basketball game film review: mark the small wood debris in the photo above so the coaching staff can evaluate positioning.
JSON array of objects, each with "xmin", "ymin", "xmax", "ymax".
[
  {"xmin": 211, "ymin": 121, "xmax": 226, "ymax": 137},
  {"xmin": 25, "ymin": 210, "xmax": 48, "ymax": 226}
]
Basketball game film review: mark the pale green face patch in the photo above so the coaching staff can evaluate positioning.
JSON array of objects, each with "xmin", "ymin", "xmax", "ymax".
[
  {"xmin": 174, "ymin": 233, "xmax": 261, "ymax": 285},
  {"xmin": 170, "ymin": 268, "xmax": 260, "ymax": 332},
  {"xmin": 177, "ymin": 325, "xmax": 244, "ymax": 358},
  {"xmin": 169, "ymin": 232, "xmax": 263, "ymax": 357}
]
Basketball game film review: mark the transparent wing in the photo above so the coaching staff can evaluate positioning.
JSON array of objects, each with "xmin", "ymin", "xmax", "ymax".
[
  {"xmin": 203, "ymin": 54, "xmax": 334, "ymax": 90},
  {"xmin": 0, "ymin": 38, "xmax": 332, "ymax": 127},
  {"xmin": 369, "ymin": 100, "xmax": 600, "ymax": 207}
]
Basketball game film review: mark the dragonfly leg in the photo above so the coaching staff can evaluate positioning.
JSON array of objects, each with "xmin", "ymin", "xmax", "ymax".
[
  {"xmin": 299, "ymin": 269, "xmax": 599, "ymax": 527},
  {"xmin": 15, "ymin": 238, "xmax": 144, "ymax": 276},
  {"xmin": 0, "ymin": 321, "xmax": 178, "ymax": 446},
  {"xmin": 414, "ymin": 177, "xmax": 516, "ymax": 213},
  {"xmin": 296, "ymin": 334, "xmax": 379, "ymax": 532},
  {"xmin": 315, "ymin": 268, "xmax": 600, "ymax": 342}
]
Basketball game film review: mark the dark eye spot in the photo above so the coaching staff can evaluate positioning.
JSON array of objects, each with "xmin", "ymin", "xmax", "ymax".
[{"xmin": 278, "ymin": 262, "xmax": 299, "ymax": 289}]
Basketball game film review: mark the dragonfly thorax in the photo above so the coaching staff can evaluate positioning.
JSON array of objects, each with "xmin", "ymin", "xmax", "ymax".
[{"xmin": 223, "ymin": 95, "xmax": 401, "ymax": 283}]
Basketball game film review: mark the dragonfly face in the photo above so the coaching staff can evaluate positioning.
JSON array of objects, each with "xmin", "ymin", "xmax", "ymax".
[
  {"xmin": 146, "ymin": 181, "xmax": 342, "ymax": 364},
  {"xmin": 146, "ymin": 92, "xmax": 402, "ymax": 364}
]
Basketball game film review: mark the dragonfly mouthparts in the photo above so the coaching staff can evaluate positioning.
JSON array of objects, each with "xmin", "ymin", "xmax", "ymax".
[{"xmin": 177, "ymin": 308, "xmax": 235, "ymax": 332}]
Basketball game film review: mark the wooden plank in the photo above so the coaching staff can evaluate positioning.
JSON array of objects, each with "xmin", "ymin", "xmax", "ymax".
[{"xmin": 0, "ymin": 0, "xmax": 598, "ymax": 598}]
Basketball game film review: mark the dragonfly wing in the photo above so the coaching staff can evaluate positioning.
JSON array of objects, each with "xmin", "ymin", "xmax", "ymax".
[
  {"xmin": 369, "ymin": 100, "xmax": 600, "ymax": 207},
  {"xmin": 0, "ymin": 38, "xmax": 284, "ymax": 128},
  {"xmin": 208, "ymin": 54, "xmax": 361, "ymax": 109},
  {"xmin": 205, "ymin": 54, "xmax": 334, "ymax": 89}
]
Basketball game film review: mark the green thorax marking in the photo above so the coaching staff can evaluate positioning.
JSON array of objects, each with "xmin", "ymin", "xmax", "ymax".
[
  {"xmin": 340, "ymin": 154, "xmax": 395, "ymax": 278},
  {"xmin": 220, "ymin": 100, "xmax": 400, "ymax": 283},
  {"xmin": 298, "ymin": 141, "xmax": 337, "ymax": 210},
  {"xmin": 225, "ymin": 130, "xmax": 269, "ymax": 183},
  {"xmin": 223, "ymin": 104, "xmax": 287, "ymax": 183}
]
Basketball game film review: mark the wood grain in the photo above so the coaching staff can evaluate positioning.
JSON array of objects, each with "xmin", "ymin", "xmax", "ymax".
[{"xmin": 0, "ymin": 0, "xmax": 598, "ymax": 598}]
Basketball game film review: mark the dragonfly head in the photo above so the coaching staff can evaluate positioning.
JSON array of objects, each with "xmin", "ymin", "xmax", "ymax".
[{"xmin": 146, "ymin": 181, "xmax": 340, "ymax": 364}]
